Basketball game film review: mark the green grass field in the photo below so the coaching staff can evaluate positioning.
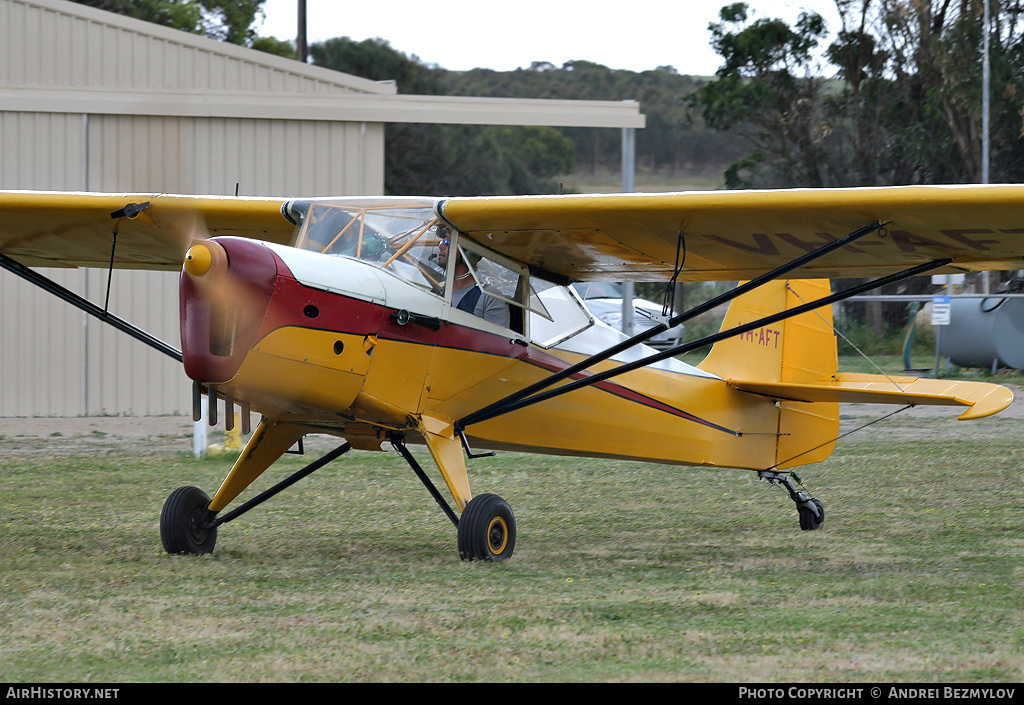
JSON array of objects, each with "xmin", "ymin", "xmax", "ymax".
[{"xmin": 2, "ymin": 385, "xmax": 1023, "ymax": 683}]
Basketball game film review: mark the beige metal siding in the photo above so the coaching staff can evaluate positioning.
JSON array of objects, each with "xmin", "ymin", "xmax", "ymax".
[
  {"xmin": 0, "ymin": 0, "xmax": 392, "ymax": 96},
  {"xmin": 0, "ymin": 113, "xmax": 384, "ymax": 417},
  {"xmin": 0, "ymin": 267, "xmax": 84, "ymax": 416},
  {"xmin": 81, "ymin": 114, "xmax": 384, "ymax": 196},
  {"xmin": 0, "ymin": 111, "xmax": 85, "ymax": 190},
  {"xmin": 1, "ymin": 1, "xmax": 388, "ymax": 417},
  {"xmin": 0, "ymin": 267, "xmax": 185, "ymax": 417},
  {"xmin": 83, "ymin": 269, "xmax": 185, "ymax": 416}
]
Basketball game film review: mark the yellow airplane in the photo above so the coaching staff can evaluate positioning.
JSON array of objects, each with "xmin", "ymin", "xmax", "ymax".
[{"xmin": 0, "ymin": 185, "xmax": 1019, "ymax": 562}]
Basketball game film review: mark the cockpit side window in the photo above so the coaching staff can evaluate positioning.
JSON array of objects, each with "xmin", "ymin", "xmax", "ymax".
[
  {"xmin": 439, "ymin": 228, "xmax": 521, "ymax": 331},
  {"xmin": 528, "ymin": 278, "xmax": 594, "ymax": 348},
  {"xmin": 443, "ymin": 232, "xmax": 575, "ymax": 340}
]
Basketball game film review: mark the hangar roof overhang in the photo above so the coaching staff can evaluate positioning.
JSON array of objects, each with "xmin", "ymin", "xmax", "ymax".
[
  {"xmin": 6, "ymin": 0, "xmax": 645, "ymax": 130},
  {"xmin": 0, "ymin": 88, "xmax": 644, "ymax": 130}
]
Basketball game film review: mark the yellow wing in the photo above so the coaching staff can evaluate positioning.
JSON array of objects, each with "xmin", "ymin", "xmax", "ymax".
[
  {"xmin": 6, "ymin": 185, "xmax": 1024, "ymax": 281},
  {"xmin": 0, "ymin": 191, "xmax": 296, "ymax": 269},
  {"xmin": 438, "ymin": 185, "xmax": 1024, "ymax": 281}
]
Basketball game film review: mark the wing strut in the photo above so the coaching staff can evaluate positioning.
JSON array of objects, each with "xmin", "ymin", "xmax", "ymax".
[
  {"xmin": 456, "ymin": 220, "xmax": 887, "ymax": 432},
  {"xmin": 456, "ymin": 257, "xmax": 951, "ymax": 433},
  {"xmin": 0, "ymin": 252, "xmax": 182, "ymax": 362}
]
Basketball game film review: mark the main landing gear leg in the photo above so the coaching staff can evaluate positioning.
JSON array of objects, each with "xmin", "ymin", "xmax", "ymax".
[
  {"xmin": 391, "ymin": 417, "xmax": 517, "ymax": 562},
  {"xmin": 758, "ymin": 470, "xmax": 824, "ymax": 531},
  {"xmin": 160, "ymin": 419, "xmax": 344, "ymax": 555}
]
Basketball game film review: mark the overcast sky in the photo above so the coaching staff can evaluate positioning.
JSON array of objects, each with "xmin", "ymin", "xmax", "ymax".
[{"xmin": 256, "ymin": 1, "xmax": 844, "ymax": 75}]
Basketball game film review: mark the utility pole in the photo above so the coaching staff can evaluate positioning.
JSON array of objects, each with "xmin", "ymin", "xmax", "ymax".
[
  {"xmin": 297, "ymin": 0, "xmax": 308, "ymax": 63},
  {"xmin": 982, "ymin": 0, "xmax": 990, "ymax": 185},
  {"xmin": 982, "ymin": 0, "xmax": 992, "ymax": 293},
  {"xmin": 621, "ymin": 125, "xmax": 635, "ymax": 336}
]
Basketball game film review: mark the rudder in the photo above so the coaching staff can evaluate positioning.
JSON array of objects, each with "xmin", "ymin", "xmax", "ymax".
[{"xmin": 698, "ymin": 279, "xmax": 839, "ymax": 469}]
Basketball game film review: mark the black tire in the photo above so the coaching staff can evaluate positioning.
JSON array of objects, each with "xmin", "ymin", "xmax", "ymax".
[
  {"xmin": 457, "ymin": 493, "xmax": 516, "ymax": 562},
  {"xmin": 160, "ymin": 486, "xmax": 217, "ymax": 554},
  {"xmin": 798, "ymin": 499, "xmax": 825, "ymax": 531}
]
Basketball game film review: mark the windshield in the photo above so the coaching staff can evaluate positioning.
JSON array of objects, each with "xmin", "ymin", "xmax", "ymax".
[
  {"xmin": 292, "ymin": 199, "xmax": 445, "ymax": 293},
  {"xmin": 288, "ymin": 198, "xmax": 594, "ymax": 343}
]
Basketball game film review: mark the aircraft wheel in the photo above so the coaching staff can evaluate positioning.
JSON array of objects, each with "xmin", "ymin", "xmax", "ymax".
[
  {"xmin": 457, "ymin": 493, "xmax": 516, "ymax": 562},
  {"xmin": 798, "ymin": 499, "xmax": 825, "ymax": 531},
  {"xmin": 160, "ymin": 486, "xmax": 217, "ymax": 554}
]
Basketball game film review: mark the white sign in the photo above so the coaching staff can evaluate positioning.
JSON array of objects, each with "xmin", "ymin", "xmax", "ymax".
[{"xmin": 931, "ymin": 295, "xmax": 951, "ymax": 326}]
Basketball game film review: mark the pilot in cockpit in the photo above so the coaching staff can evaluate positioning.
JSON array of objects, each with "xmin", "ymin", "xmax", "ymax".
[{"xmin": 436, "ymin": 226, "xmax": 510, "ymax": 328}]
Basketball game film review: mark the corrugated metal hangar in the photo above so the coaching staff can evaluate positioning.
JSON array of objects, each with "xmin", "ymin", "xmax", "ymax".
[{"xmin": 0, "ymin": 0, "xmax": 644, "ymax": 417}]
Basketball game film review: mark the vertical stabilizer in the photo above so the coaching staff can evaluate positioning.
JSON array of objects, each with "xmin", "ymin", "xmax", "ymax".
[{"xmin": 698, "ymin": 279, "xmax": 839, "ymax": 469}]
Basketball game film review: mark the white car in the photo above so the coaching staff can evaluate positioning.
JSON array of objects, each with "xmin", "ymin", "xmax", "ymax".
[{"xmin": 572, "ymin": 282, "xmax": 685, "ymax": 350}]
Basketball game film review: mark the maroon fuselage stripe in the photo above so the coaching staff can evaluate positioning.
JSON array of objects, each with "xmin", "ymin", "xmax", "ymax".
[{"xmin": 258, "ymin": 272, "xmax": 737, "ymax": 435}]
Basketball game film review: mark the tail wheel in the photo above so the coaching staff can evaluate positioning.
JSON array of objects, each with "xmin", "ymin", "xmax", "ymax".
[
  {"xmin": 161, "ymin": 486, "xmax": 218, "ymax": 554},
  {"xmin": 798, "ymin": 498, "xmax": 825, "ymax": 531},
  {"xmin": 457, "ymin": 493, "xmax": 516, "ymax": 562}
]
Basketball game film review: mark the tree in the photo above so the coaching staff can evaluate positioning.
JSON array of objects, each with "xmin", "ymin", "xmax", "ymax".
[
  {"xmin": 310, "ymin": 36, "xmax": 446, "ymax": 94},
  {"xmin": 493, "ymin": 126, "xmax": 575, "ymax": 186},
  {"xmin": 69, "ymin": 0, "xmax": 266, "ymax": 47},
  {"xmin": 692, "ymin": 1, "xmax": 1024, "ymax": 332},
  {"xmin": 844, "ymin": 0, "xmax": 1024, "ymax": 184},
  {"xmin": 310, "ymin": 37, "xmax": 574, "ymax": 196},
  {"xmin": 250, "ymin": 35, "xmax": 297, "ymax": 60},
  {"xmin": 692, "ymin": 1, "xmax": 1024, "ymax": 188},
  {"xmin": 691, "ymin": 3, "xmax": 841, "ymax": 188},
  {"xmin": 444, "ymin": 60, "xmax": 742, "ymax": 179}
]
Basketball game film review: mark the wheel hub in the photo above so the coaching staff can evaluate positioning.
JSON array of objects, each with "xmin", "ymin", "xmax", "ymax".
[
  {"xmin": 487, "ymin": 517, "xmax": 508, "ymax": 554},
  {"xmin": 188, "ymin": 508, "xmax": 212, "ymax": 543}
]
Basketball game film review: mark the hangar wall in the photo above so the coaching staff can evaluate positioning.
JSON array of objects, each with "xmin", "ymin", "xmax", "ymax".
[
  {"xmin": 0, "ymin": 111, "xmax": 383, "ymax": 417},
  {"xmin": 0, "ymin": 0, "xmax": 387, "ymax": 417}
]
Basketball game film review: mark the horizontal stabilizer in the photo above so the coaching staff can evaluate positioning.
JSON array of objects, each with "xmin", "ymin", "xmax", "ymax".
[{"xmin": 729, "ymin": 373, "xmax": 1013, "ymax": 420}]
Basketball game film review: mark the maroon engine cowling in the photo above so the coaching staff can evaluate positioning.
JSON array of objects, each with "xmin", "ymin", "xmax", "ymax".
[{"xmin": 179, "ymin": 237, "xmax": 279, "ymax": 384}]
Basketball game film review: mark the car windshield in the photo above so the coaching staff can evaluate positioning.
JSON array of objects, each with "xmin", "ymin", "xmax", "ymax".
[{"xmin": 572, "ymin": 282, "xmax": 623, "ymax": 299}]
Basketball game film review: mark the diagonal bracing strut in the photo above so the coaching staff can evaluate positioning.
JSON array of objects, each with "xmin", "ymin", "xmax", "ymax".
[
  {"xmin": 0, "ymin": 251, "xmax": 182, "ymax": 362},
  {"xmin": 457, "ymin": 221, "xmax": 889, "ymax": 434},
  {"xmin": 390, "ymin": 433, "xmax": 461, "ymax": 528},
  {"xmin": 457, "ymin": 256, "xmax": 952, "ymax": 433},
  {"xmin": 206, "ymin": 441, "xmax": 354, "ymax": 529}
]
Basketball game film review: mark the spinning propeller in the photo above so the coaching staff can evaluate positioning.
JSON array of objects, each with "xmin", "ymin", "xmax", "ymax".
[{"xmin": 175, "ymin": 211, "xmax": 279, "ymax": 434}]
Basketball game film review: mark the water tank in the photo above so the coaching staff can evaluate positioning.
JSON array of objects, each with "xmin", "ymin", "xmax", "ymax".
[{"xmin": 939, "ymin": 295, "xmax": 1024, "ymax": 370}]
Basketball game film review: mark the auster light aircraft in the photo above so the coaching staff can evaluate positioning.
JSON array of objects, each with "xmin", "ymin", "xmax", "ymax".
[{"xmin": 0, "ymin": 185, "xmax": 1019, "ymax": 562}]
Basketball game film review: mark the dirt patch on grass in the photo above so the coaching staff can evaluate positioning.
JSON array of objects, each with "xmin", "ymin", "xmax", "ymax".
[{"xmin": 0, "ymin": 416, "xmax": 195, "ymax": 454}]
